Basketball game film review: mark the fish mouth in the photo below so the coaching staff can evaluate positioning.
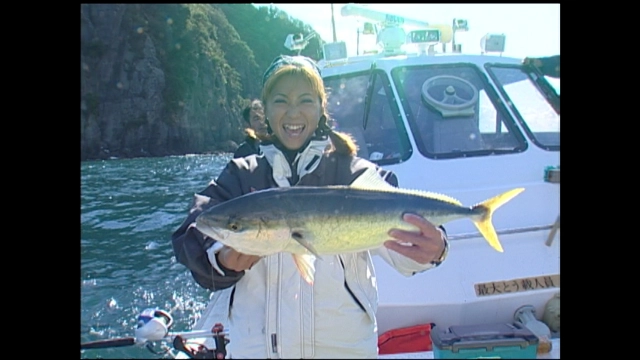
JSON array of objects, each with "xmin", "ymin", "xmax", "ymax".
[
  {"xmin": 283, "ymin": 124, "xmax": 305, "ymax": 137},
  {"xmin": 195, "ymin": 217, "xmax": 226, "ymax": 240}
]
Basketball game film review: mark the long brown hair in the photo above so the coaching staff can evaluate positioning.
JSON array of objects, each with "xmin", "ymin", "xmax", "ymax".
[{"xmin": 260, "ymin": 64, "xmax": 358, "ymax": 156}]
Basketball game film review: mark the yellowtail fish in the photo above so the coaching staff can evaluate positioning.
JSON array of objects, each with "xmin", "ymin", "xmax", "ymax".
[{"xmin": 196, "ymin": 168, "xmax": 524, "ymax": 284}]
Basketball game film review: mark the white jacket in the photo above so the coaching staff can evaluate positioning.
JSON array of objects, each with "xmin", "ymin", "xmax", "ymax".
[{"xmin": 205, "ymin": 141, "xmax": 436, "ymax": 358}]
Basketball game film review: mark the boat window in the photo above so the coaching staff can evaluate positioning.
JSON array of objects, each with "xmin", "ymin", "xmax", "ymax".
[
  {"xmin": 392, "ymin": 64, "xmax": 527, "ymax": 160},
  {"xmin": 486, "ymin": 65, "xmax": 559, "ymax": 151},
  {"xmin": 323, "ymin": 70, "xmax": 412, "ymax": 165},
  {"xmin": 545, "ymin": 76, "xmax": 560, "ymax": 96}
]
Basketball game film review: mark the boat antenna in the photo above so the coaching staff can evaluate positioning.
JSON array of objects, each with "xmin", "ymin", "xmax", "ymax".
[
  {"xmin": 331, "ymin": 4, "xmax": 337, "ymax": 42},
  {"xmin": 362, "ymin": 62, "xmax": 377, "ymax": 130}
]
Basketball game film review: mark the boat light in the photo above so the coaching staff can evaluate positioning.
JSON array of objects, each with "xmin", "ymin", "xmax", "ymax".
[
  {"xmin": 363, "ymin": 22, "xmax": 376, "ymax": 35},
  {"xmin": 378, "ymin": 27, "xmax": 406, "ymax": 55},
  {"xmin": 451, "ymin": 19, "xmax": 469, "ymax": 53},
  {"xmin": 480, "ymin": 33, "xmax": 506, "ymax": 53},
  {"xmin": 406, "ymin": 29, "xmax": 442, "ymax": 55},
  {"xmin": 323, "ymin": 41, "xmax": 348, "ymax": 61},
  {"xmin": 284, "ymin": 32, "xmax": 317, "ymax": 55},
  {"xmin": 453, "ymin": 19, "xmax": 469, "ymax": 32},
  {"xmin": 407, "ymin": 29, "xmax": 441, "ymax": 44}
]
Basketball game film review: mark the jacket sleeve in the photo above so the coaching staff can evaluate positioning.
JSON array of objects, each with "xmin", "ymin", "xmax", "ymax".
[
  {"xmin": 524, "ymin": 55, "xmax": 560, "ymax": 78},
  {"xmin": 171, "ymin": 163, "xmax": 248, "ymax": 291}
]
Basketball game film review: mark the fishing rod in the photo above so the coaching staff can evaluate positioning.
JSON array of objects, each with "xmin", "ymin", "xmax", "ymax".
[{"xmin": 80, "ymin": 308, "xmax": 229, "ymax": 359}]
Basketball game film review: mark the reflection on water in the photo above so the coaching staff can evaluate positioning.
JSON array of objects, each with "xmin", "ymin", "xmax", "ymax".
[{"xmin": 81, "ymin": 154, "xmax": 232, "ymax": 359}]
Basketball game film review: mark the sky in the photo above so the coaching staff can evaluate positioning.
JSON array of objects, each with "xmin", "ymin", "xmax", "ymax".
[{"xmin": 263, "ymin": 3, "xmax": 559, "ymax": 59}]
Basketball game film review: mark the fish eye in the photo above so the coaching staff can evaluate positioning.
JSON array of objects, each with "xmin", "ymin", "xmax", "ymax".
[{"xmin": 228, "ymin": 222, "xmax": 241, "ymax": 232}]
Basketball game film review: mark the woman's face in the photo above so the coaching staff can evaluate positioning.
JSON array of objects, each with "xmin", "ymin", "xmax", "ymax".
[{"xmin": 265, "ymin": 75, "xmax": 321, "ymax": 150}]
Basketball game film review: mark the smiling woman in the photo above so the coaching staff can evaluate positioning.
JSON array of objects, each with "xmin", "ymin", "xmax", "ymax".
[
  {"xmin": 261, "ymin": 56, "xmax": 324, "ymax": 150},
  {"xmin": 265, "ymin": 75, "xmax": 321, "ymax": 149},
  {"xmin": 257, "ymin": 54, "xmax": 360, "ymax": 162}
]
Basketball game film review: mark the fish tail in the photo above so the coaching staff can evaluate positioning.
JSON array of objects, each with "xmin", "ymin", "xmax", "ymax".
[{"xmin": 471, "ymin": 188, "xmax": 525, "ymax": 253}]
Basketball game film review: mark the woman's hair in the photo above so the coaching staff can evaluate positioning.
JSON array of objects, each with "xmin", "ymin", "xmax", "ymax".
[{"xmin": 260, "ymin": 56, "xmax": 358, "ymax": 156}]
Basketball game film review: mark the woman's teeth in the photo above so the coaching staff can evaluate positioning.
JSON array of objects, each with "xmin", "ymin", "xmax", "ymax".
[{"xmin": 283, "ymin": 124, "xmax": 304, "ymax": 136}]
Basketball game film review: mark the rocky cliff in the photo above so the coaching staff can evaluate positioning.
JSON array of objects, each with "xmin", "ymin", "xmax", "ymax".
[{"xmin": 80, "ymin": 4, "xmax": 268, "ymax": 161}]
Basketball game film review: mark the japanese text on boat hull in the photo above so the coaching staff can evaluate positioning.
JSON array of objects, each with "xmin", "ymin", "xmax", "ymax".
[{"xmin": 474, "ymin": 274, "xmax": 560, "ymax": 297}]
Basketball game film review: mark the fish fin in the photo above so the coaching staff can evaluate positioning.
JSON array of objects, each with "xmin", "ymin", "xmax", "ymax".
[
  {"xmin": 412, "ymin": 190, "xmax": 463, "ymax": 206},
  {"xmin": 291, "ymin": 229, "xmax": 320, "ymax": 258},
  {"xmin": 350, "ymin": 168, "xmax": 463, "ymax": 205},
  {"xmin": 471, "ymin": 188, "xmax": 525, "ymax": 253},
  {"xmin": 349, "ymin": 167, "xmax": 397, "ymax": 191},
  {"xmin": 292, "ymin": 253, "xmax": 316, "ymax": 285}
]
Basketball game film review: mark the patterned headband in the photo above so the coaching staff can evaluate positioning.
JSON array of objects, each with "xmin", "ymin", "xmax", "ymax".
[{"xmin": 262, "ymin": 55, "xmax": 322, "ymax": 86}]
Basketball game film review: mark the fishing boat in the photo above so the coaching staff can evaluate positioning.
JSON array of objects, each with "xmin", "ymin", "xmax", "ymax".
[{"xmin": 173, "ymin": 4, "xmax": 560, "ymax": 359}]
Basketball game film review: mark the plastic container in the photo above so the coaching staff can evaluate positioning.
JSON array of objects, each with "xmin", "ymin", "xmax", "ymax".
[{"xmin": 430, "ymin": 322, "xmax": 539, "ymax": 359}]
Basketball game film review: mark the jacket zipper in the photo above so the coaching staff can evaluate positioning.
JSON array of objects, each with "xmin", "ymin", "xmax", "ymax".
[
  {"xmin": 339, "ymin": 256, "xmax": 366, "ymax": 313},
  {"xmin": 228, "ymin": 286, "xmax": 235, "ymax": 315},
  {"xmin": 271, "ymin": 333, "xmax": 278, "ymax": 354}
]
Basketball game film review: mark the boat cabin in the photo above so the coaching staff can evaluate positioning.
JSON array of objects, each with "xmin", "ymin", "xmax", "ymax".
[{"xmin": 314, "ymin": 3, "xmax": 560, "ymax": 344}]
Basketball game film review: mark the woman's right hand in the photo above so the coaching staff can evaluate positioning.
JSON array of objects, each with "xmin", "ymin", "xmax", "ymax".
[{"xmin": 217, "ymin": 246, "xmax": 262, "ymax": 271}]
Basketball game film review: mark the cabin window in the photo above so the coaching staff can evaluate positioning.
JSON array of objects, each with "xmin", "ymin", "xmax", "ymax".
[
  {"xmin": 392, "ymin": 64, "xmax": 527, "ymax": 160},
  {"xmin": 545, "ymin": 76, "xmax": 560, "ymax": 96},
  {"xmin": 486, "ymin": 64, "xmax": 560, "ymax": 151},
  {"xmin": 324, "ymin": 70, "xmax": 412, "ymax": 165}
]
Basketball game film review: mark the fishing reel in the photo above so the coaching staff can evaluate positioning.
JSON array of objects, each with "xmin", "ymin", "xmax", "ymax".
[
  {"xmin": 135, "ymin": 308, "xmax": 229, "ymax": 359},
  {"xmin": 135, "ymin": 308, "xmax": 174, "ymax": 343},
  {"xmin": 81, "ymin": 308, "xmax": 229, "ymax": 359}
]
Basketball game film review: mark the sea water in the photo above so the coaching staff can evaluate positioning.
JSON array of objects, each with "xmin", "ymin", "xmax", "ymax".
[{"xmin": 81, "ymin": 154, "xmax": 232, "ymax": 359}]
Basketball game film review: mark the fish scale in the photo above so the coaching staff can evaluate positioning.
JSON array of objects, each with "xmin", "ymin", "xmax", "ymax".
[{"xmin": 278, "ymin": 188, "xmax": 470, "ymax": 254}]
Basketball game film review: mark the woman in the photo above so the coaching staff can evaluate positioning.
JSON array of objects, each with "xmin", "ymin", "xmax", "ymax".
[{"xmin": 171, "ymin": 55, "xmax": 448, "ymax": 358}]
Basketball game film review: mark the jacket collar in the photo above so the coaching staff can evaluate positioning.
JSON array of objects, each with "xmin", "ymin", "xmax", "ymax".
[{"xmin": 260, "ymin": 138, "xmax": 331, "ymax": 187}]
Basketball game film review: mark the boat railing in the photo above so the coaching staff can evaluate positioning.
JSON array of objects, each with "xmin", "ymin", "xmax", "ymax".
[{"xmin": 448, "ymin": 223, "xmax": 556, "ymax": 242}]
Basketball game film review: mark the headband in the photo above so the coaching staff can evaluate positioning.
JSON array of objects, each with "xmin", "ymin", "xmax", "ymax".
[{"xmin": 262, "ymin": 55, "xmax": 322, "ymax": 86}]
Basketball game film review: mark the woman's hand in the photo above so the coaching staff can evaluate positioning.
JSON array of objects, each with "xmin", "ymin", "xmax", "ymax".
[
  {"xmin": 217, "ymin": 246, "xmax": 262, "ymax": 271},
  {"xmin": 384, "ymin": 213, "xmax": 446, "ymax": 264}
]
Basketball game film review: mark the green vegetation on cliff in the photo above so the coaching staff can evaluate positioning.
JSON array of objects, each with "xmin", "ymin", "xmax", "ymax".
[{"xmin": 81, "ymin": 4, "xmax": 325, "ymax": 161}]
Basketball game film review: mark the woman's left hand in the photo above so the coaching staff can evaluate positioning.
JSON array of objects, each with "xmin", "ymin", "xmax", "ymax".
[{"xmin": 384, "ymin": 213, "xmax": 446, "ymax": 264}]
